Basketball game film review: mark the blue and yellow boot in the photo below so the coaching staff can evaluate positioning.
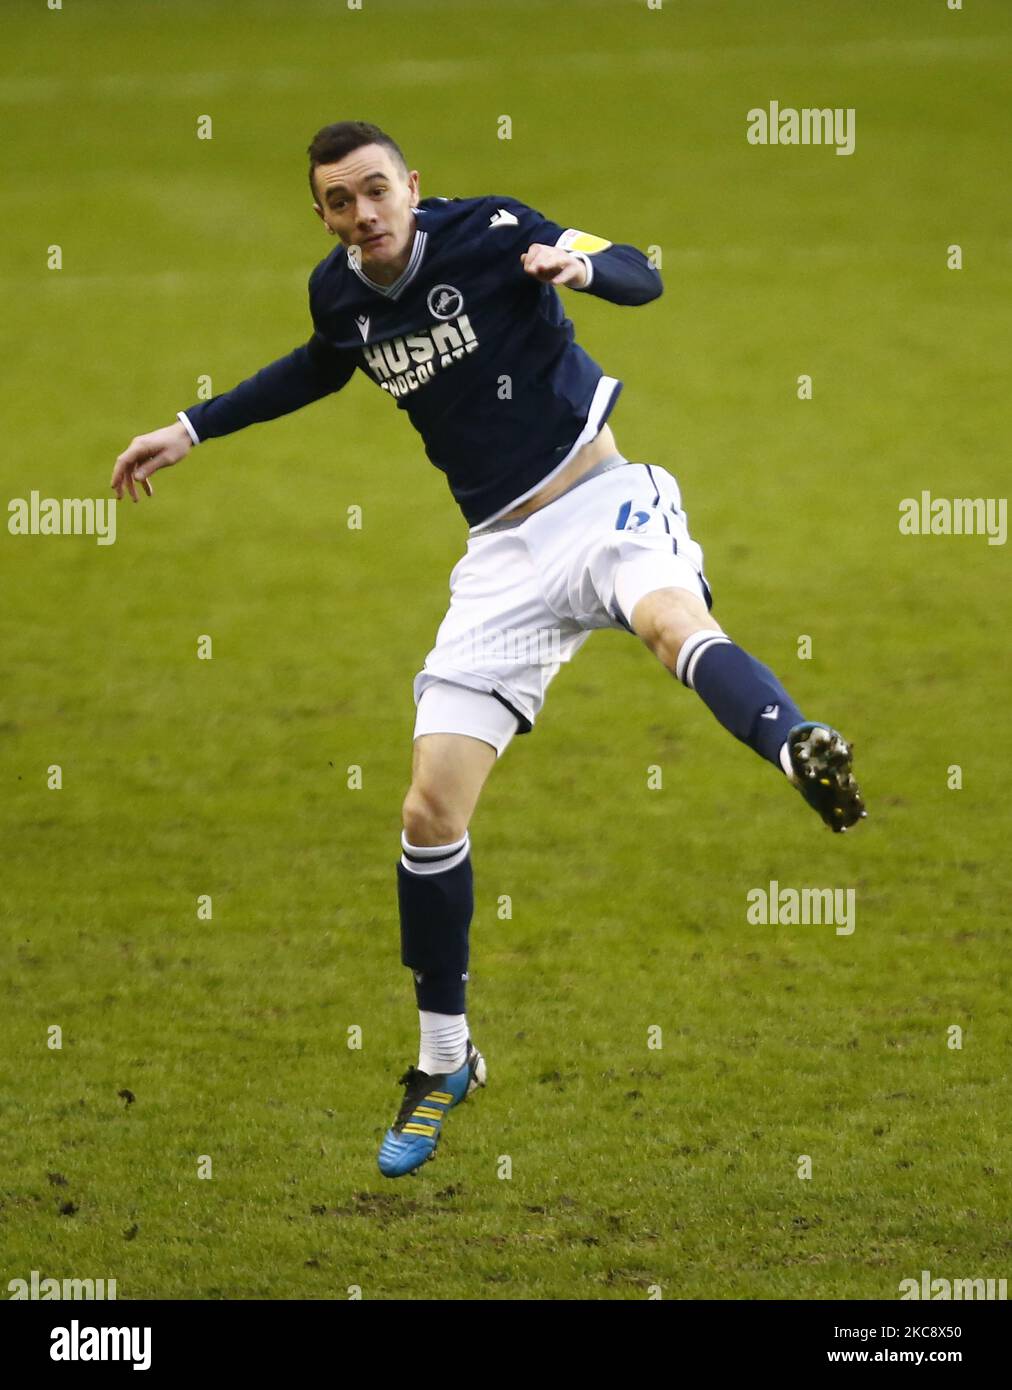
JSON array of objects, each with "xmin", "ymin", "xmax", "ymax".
[{"xmin": 377, "ymin": 1040, "xmax": 486, "ymax": 1178}]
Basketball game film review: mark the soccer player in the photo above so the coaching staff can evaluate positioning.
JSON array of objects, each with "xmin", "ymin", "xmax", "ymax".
[{"xmin": 112, "ymin": 121, "xmax": 866, "ymax": 1179}]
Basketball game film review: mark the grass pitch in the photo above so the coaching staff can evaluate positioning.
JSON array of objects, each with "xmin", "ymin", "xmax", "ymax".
[{"xmin": 2, "ymin": 0, "xmax": 1010, "ymax": 1299}]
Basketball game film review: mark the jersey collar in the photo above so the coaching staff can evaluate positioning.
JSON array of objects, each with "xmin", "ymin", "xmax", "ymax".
[{"xmin": 346, "ymin": 212, "xmax": 427, "ymax": 300}]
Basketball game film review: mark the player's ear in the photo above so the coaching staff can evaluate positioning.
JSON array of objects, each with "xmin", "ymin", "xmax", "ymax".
[
  {"xmin": 407, "ymin": 169, "xmax": 420, "ymax": 206},
  {"xmin": 312, "ymin": 202, "xmax": 325, "ymax": 225}
]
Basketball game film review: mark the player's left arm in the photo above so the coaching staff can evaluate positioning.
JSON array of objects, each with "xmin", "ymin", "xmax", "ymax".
[
  {"xmin": 521, "ymin": 231, "xmax": 662, "ymax": 306},
  {"xmin": 499, "ymin": 197, "xmax": 661, "ymax": 305}
]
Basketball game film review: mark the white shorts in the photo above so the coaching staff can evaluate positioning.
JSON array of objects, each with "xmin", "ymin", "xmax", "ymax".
[{"xmin": 413, "ymin": 458, "xmax": 711, "ymax": 754}]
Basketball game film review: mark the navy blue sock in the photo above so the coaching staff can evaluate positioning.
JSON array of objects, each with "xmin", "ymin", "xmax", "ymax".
[
  {"xmin": 676, "ymin": 631, "xmax": 804, "ymax": 769},
  {"xmin": 397, "ymin": 833, "xmax": 472, "ymax": 1015}
]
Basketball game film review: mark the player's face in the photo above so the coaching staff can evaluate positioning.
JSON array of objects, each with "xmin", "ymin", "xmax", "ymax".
[{"xmin": 312, "ymin": 145, "xmax": 420, "ymax": 284}]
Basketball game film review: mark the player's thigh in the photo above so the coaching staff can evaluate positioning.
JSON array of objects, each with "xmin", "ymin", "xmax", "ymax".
[
  {"xmin": 627, "ymin": 584, "xmax": 723, "ymax": 672},
  {"xmin": 403, "ymin": 733, "xmax": 497, "ymax": 845},
  {"xmin": 402, "ymin": 683, "xmax": 516, "ymax": 844},
  {"xmin": 535, "ymin": 461, "xmax": 714, "ymax": 642}
]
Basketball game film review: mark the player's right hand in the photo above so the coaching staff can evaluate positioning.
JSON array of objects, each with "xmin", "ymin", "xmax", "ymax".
[{"xmin": 111, "ymin": 421, "xmax": 193, "ymax": 502}]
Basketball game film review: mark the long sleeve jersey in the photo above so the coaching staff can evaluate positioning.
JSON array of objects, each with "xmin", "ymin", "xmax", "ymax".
[{"xmin": 180, "ymin": 194, "xmax": 662, "ymax": 526}]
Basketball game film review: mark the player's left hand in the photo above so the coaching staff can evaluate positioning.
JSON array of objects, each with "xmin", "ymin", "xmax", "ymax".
[{"xmin": 520, "ymin": 244, "xmax": 588, "ymax": 289}]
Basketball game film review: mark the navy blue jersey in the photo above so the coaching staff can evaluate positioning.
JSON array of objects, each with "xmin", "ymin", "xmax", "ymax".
[{"xmin": 180, "ymin": 195, "xmax": 661, "ymax": 526}]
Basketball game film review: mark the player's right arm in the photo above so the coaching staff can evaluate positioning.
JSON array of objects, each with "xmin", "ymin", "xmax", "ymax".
[
  {"xmin": 112, "ymin": 331, "xmax": 356, "ymax": 502},
  {"xmin": 112, "ymin": 419, "xmax": 193, "ymax": 502}
]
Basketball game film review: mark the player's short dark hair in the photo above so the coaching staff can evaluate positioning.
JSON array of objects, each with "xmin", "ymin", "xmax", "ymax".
[{"xmin": 307, "ymin": 121, "xmax": 408, "ymax": 200}]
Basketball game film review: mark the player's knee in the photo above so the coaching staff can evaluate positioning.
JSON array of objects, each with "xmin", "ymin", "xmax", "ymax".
[
  {"xmin": 631, "ymin": 586, "xmax": 721, "ymax": 671},
  {"xmin": 401, "ymin": 783, "xmax": 468, "ymax": 847}
]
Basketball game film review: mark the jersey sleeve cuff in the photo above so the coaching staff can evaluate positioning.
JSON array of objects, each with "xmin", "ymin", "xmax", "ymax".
[
  {"xmin": 571, "ymin": 251, "xmax": 594, "ymax": 290},
  {"xmin": 176, "ymin": 410, "xmax": 201, "ymax": 445}
]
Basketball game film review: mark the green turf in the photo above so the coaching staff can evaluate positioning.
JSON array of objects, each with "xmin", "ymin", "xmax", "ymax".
[{"xmin": 1, "ymin": 0, "xmax": 1010, "ymax": 1300}]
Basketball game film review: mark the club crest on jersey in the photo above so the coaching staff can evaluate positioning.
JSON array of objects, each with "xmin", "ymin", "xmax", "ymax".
[
  {"xmin": 427, "ymin": 283, "xmax": 464, "ymax": 319},
  {"xmin": 361, "ymin": 313, "xmax": 479, "ymax": 398}
]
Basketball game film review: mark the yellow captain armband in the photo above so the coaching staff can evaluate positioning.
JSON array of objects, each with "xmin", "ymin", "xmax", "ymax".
[{"xmin": 554, "ymin": 228, "xmax": 613, "ymax": 255}]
